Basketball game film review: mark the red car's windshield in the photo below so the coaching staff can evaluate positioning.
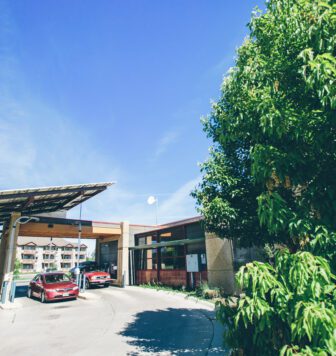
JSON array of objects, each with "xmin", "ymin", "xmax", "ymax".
[{"xmin": 44, "ymin": 274, "xmax": 71, "ymax": 284}]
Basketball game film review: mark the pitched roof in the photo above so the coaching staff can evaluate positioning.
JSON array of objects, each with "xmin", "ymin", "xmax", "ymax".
[{"xmin": 17, "ymin": 236, "xmax": 87, "ymax": 248}]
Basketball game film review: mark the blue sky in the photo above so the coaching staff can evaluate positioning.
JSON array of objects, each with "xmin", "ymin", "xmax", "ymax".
[{"xmin": 0, "ymin": 0, "xmax": 264, "ymax": 229}]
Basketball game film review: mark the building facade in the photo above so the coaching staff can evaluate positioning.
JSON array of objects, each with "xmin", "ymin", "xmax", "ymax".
[
  {"xmin": 16, "ymin": 236, "xmax": 87, "ymax": 272},
  {"xmin": 14, "ymin": 215, "xmax": 261, "ymax": 294},
  {"xmin": 128, "ymin": 217, "xmax": 262, "ymax": 294}
]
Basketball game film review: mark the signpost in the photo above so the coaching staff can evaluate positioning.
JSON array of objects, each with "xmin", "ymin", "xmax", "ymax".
[{"xmin": 186, "ymin": 254, "xmax": 199, "ymax": 289}]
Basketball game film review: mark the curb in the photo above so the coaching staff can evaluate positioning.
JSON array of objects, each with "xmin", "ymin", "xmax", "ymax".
[
  {"xmin": 0, "ymin": 302, "xmax": 22, "ymax": 310},
  {"xmin": 129, "ymin": 286, "xmax": 216, "ymax": 309}
]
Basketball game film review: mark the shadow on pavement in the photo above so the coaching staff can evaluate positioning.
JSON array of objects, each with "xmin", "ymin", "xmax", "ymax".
[
  {"xmin": 15, "ymin": 285, "xmax": 28, "ymax": 298},
  {"xmin": 119, "ymin": 307, "xmax": 226, "ymax": 355}
]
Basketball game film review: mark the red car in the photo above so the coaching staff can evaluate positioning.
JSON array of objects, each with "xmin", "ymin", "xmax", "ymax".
[
  {"xmin": 83, "ymin": 270, "xmax": 112, "ymax": 289},
  {"xmin": 70, "ymin": 263, "xmax": 113, "ymax": 289},
  {"xmin": 27, "ymin": 272, "xmax": 79, "ymax": 303}
]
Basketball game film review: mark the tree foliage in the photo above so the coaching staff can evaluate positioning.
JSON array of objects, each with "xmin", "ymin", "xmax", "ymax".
[
  {"xmin": 13, "ymin": 258, "xmax": 21, "ymax": 280},
  {"xmin": 193, "ymin": 0, "xmax": 336, "ymax": 353},
  {"xmin": 193, "ymin": 0, "xmax": 336, "ymax": 251},
  {"xmin": 217, "ymin": 250, "xmax": 336, "ymax": 355}
]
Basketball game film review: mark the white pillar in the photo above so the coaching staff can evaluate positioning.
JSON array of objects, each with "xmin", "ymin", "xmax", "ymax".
[{"xmin": 119, "ymin": 222, "xmax": 130, "ymax": 286}]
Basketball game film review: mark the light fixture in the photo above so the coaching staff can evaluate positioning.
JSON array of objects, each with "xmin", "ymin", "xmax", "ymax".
[{"xmin": 147, "ymin": 196, "xmax": 158, "ymax": 225}]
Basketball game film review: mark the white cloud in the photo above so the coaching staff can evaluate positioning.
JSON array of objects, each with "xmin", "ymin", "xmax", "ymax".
[{"xmin": 153, "ymin": 130, "xmax": 179, "ymax": 159}]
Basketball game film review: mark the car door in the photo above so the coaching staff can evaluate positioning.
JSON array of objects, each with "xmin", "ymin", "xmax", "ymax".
[
  {"xmin": 34, "ymin": 275, "xmax": 43, "ymax": 297},
  {"xmin": 30, "ymin": 275, "xmax": 40, "ymax": 297}
]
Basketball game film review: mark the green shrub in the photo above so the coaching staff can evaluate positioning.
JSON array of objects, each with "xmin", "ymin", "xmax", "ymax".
[
  {"xmin": 217, "ymin": 249, "xmax": 336, "ymax": 355},
  {"xmin": 13, "ymin": 258, "xmax": 21, "ymax": 280}
]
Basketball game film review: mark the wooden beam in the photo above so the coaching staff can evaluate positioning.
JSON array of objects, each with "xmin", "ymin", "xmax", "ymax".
[
  {"xmin": 21, "ymin": 196, "xmax": 35, "ymax": 209},
  {"xmin": 19, "ymin": 221, "xmax": 121, "ymax": 239}
]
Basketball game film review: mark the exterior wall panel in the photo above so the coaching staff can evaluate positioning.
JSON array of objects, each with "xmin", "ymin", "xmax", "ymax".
[{"xmin": 205, "ymin": 233, "xmax": 235, "ymax": 294}]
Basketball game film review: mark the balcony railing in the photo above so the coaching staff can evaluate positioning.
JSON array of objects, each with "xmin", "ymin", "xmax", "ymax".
[
  {"xmin": 20, "ymin": 258, "xmax": 37, "ymax": 262},
  {"xmin": 20, "ymin": 250, "xmax": 37, "ymax": 254},
  {"xmin": 43, "ymin": 257, "xmax": 56, "ymax": 261}
]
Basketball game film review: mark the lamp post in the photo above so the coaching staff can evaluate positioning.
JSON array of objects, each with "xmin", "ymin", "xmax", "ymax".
[
  {"xmin": 75, "ymin": 202, "xmax": 83, "ymax": 285},
  {"xmin": 5, "ymin": 216, "xmax": 40, "ymax": 279},
  {"xmin": 2, "ymin": 216, "xmax": 39, "ymax": 304}
]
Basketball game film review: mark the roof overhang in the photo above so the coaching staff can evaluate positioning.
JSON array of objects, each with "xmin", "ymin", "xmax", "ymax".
[
  {"xmin": 18, "ymin": 216, "xmax": 121, "ymax": 239},
  {"xmin": 0, "ymin": 182, "xmax": 115, "ymax": 224},
  {"xmin": 129, "ymin": 237, "xmax": 205, "ymax": 250}
]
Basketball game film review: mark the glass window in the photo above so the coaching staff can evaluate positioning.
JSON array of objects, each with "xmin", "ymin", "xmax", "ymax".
[
  {"xmin": 43, "ymin": 245, "xmax": 56, "ymax": 251},
  {"xmin": 161, "ymin": 245, "xmax": 185, "ymax": 258},
  {"xmin": 44, "ymin": 274, "xmax": 71, "ymax": 284},
  {"xmin": 62, "ymin": 254, "xmax": 71, "ymax": 260},
  {"xmin": 22, "ymin": 254, "xmax": 34, "ymax": 260},
  {"xmin": 137, "ymin": 237, "xmax": 146, "ymax": 246},
  {"xmin": 186, "ymin": 222, "xmax": 205, "ymax": 240},
  {"xmin": 136, "ymin": 235, "xmax": 157, "ymax": 246},
  {"xmin": 61, "ymin": 263, "xmax": 71, "ymax": 269},
  {"xmin": 186, "ymin": 241, "xmax": 206, "ymax": 255},
  {"xmin": 23, "ymin": 245, "xmax": 36, "ymax": 250},
  {"xmin": 22, "ymin": 264, "xmax": 33, "ymax": 270},
  {"xmin": 159, "ymin": 227, "xmax": 184, "ymax": 242},
  {"xmin": 135, "ymin": 249, "xmax": 157, "ymax": 270},
  {"xmin": 161, "ymin": 257, "xmax": 185, "ymax": 270}
]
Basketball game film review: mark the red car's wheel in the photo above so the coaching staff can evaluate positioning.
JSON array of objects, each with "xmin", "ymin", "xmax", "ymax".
[
  {"xmin": 40, "ymin": 291, "xmax": 47, "ymax": 303},
  {"xmin": 85, "ymin": 278, "xmax": 90, "ymax": 290}
]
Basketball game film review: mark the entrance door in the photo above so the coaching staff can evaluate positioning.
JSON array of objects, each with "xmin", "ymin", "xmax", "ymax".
[{"xmin": 100, "ymin": 241, "xmax": 118, "ymax": 279}]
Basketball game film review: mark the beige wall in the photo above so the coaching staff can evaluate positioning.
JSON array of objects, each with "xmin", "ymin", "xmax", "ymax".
[{"xmin": 205, "ymin": 232, "xmax": 235, "ymax": 294}]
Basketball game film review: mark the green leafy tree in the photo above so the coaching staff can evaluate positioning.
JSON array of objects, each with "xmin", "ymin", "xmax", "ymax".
[
  {"xmin": 13, "ymin": 258, "xmax": 21, "ymax": 280},
  {"xmin": 194, "ymin": 0, "xmax": 336, "ymax": 354}
]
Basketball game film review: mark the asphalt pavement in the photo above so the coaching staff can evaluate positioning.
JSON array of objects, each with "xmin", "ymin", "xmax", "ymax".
[{"xmin": 0, "ymin": 284, "xmax": 228, "ymax": 356}]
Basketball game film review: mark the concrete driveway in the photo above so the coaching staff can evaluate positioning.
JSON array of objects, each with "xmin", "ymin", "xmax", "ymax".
[{"xmin": 0, "ymin": 285, "xmax": 227, "ymax": 356}]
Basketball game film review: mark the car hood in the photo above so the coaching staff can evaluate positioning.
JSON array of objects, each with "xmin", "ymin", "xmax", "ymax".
[
  {"xmin": 43, "ymin": 282, "xmax": 77, "ymax": 289},
  {"xmin": 84, "ymin": 271, "xmax": 110, "ymax": 278}
]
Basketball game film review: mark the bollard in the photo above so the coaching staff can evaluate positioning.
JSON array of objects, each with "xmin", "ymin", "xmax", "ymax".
[
  {"xmin": 79, "ymin": 273, "xmax": 82, "ymax": 292},
  {"xmin": 1, "ymin": 281, "xmax": 8, "ymax": 304},
  {"xmin": 9, "ymin": 280, "xmax": 16, "ymax": 303},
  {"xmin": 82, "ymin": 274, "xmax": 86, "ymax": 293}
]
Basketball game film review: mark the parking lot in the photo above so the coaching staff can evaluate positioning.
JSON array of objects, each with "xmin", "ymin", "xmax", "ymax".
[{"xmin": 0, "ymin": 284, "xmax": 227, "ymax": 355}]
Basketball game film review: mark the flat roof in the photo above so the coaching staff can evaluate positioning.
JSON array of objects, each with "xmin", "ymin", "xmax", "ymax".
[
  {"xmin": 0, "ymin": 182, "xmax": 114, "ymax": 224},
  {"xmin": 133, "ymin": 216, "xmax": 203, "ymax": 236}
]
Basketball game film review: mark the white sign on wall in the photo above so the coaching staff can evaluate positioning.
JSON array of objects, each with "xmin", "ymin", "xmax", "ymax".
[{"xmin": 186, "ymin": 254, "xmax": 199, "ymax": 272}]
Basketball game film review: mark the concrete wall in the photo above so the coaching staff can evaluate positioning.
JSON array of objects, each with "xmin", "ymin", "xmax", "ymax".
[
  {"xmin": 205, "ymin": 232, "xmax": 235, "ymax": 294},
  {"xmin": 96, "ymin": 223, "xmax": 155, "ymax": 287}
]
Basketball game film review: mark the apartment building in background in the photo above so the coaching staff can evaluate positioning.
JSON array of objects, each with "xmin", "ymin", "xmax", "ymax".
[{"xmin": 16, "ymin": 236, "xmax": 88, "ymax": 272}]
